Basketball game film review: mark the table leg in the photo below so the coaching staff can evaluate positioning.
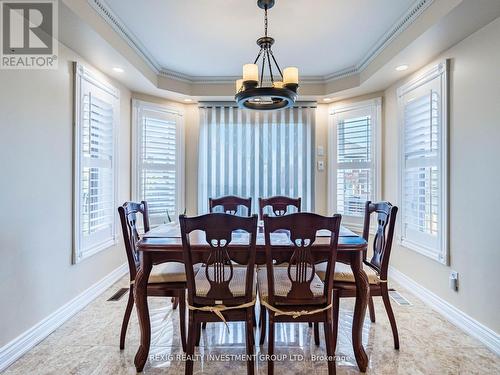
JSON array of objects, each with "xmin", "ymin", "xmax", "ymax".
[
  {"xmin": 134, "ymin": 253, "xmax": 152, "ymax": 372},
  {"xmin": 350, "ymin": 252, "xmax": 369, "ymax": 372}
]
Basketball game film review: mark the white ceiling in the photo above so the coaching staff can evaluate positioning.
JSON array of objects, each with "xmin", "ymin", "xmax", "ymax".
[{"xmin": 104, "ymin": 0, "xmax": 415, "ymax": 78}]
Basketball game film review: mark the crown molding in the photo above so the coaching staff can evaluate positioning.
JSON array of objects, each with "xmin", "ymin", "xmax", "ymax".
[{"xmin": 88, "ymin": 0, "xmax": 434, "ymax": 85}]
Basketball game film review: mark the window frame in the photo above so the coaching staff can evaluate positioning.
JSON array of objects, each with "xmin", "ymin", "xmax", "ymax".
[
  {"xmin": 73, "ymin": 62, "xmax": 120, "ymax": 263},
  {"xmin": 131, "ymin": 99, "xmax": 185, "ymax": 226},
  {"xmin": 328, "ymin": 97, "xmax": 382, "ymax": 232},
  {"xmin": 397, "ymin": 60, "xmax": 449, "ymax": 265}
]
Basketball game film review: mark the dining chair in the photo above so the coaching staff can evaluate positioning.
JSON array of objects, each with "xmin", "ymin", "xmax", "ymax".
[
  {"xmin": 209, "ymin": 195, "xmax": 252, "ymax": 216},
  {"xmin": 118, "ymin": 201, "xmax": 192, "ymax": 351},
  {"xmin": 258, "ymin": 196, "xmax": 301, "ymax": 219},
  {"xmin": 179, "ymin": 213, "xmax": 258, "ymax": 375},
  {"xmin": 315, "ymin": 201, "xmax": 400, "ymax": 350},
  {"xmin": 258, "ymin": 213, "xmax": 342, "ymax": 375}
]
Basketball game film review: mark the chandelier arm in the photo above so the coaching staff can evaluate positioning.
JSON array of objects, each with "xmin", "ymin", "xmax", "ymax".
[
  {"xmin": 269, "ymin": 49, "xmax": 284, "ymax": 79},
  {"xmin": 266, "ymin": 49, "xmax": 274, "ymax": 83},
  {"xmin": 260, "ymin": 50, "xmax": 266, "ymax": 87},
  {"xmin": 253, "ymin": 47, "xmax": 264, "ymax": 65}
]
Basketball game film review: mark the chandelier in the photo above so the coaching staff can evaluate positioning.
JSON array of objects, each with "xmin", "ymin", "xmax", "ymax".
[{"xmin": 235, "ymin": 0, "xmax": 299, "ymax": 111}]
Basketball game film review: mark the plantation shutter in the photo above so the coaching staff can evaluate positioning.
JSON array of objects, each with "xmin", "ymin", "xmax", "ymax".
[
  {"xmin": 74, "ymin": 63, "xmax": 119, "ymax": 262},
  {"xmin": 133, "ymin": 102, "xmax": 183, "ymax": 226},
  {"xmin": 398, "ymin": 60, "xmax": 448, "ymax": 264},
  {"xmin": 330, "ymin": 98, "xmax": 381, "ymax": 228}
]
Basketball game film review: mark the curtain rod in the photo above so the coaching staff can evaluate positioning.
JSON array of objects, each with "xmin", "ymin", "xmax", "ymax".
[{"xmin": 198, "ymin": 101, "xmax": 317, "ymax": 109}]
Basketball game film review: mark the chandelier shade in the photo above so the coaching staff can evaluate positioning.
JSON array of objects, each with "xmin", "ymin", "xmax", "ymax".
[{"xmin": 235, "ymin": 0, "xmax": 299, "ymax": 111}]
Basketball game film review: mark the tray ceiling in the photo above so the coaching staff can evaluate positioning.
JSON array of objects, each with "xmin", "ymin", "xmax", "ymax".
[{"xmin": 98, "ymin": 0, "xmax": 421, "ymax": 80}]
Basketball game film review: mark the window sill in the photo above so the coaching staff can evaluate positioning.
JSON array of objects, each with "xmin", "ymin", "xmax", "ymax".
[
  {"xmin": 399, "ymin": 237, "xmax": 447, "ymax": 265},
  {"xmin": 74, "ymin": 238, "xmax": 117, "ymax": 264}
]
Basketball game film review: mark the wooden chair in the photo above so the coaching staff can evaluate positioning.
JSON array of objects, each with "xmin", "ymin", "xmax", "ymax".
[
  {"xmin": 209, "ymin": 195, "xmax": 252, "ymax": 216},
  {"xmin": 258, "ymin": 196, "xmax": 301, "ymax": 219},
  {"xmin": 315, "ymin": 201, "xmax": 400, "ymax": 350},
  {"xmin": 179, "ymin": 213, "xmax": 258, "ymax": 375},
  {"xmin": 258, "ymin": 213, "xmax": 342, "ymax": 375},
  {"xmin": 118, "ymin": 201, "xmax": 190, "ymax": 351}
]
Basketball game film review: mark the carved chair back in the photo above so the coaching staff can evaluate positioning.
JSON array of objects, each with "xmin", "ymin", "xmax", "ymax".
[
  {"xmin": 263, "ymin": 212, "xmax": 341, "ymax": 306},
  {"xmin": 258, "ymin": 196, "xmax": 301, "ymax": 219},
  {"xmin": 362, "ymin": 201, "xmax": 398, "ymax": 280},
  {"xmin": 118, "ymin": 201, "xmax": 150, "ymax": 282},
  {"xmin": 209, "ymin": 195, "xmax": 252, "ymax": 216},
  {"xmin": 179, "ymin": 213, "xmax": 258, "ymax": 306}
]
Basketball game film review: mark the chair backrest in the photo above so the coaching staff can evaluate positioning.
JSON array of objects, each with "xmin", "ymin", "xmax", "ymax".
[
  {"xmin": 258, "ymin": 196, "xmax": 301, "ymax": 219},
  {"xmin": 179, "ymin": 213, "xmax": 258, "ymax": 306},
  {"xmin": 263, "ymin": 212, "xmax": 341, "ymax": 306},
  {"xmin": 118, "ymin": 201, "xmax": 150, "ymax": 281},
  {"xmin": 362, "ymin": 201, "xmax": 398, "ymax": 280},
  {"xmin": 209, "ymin": 195, "xmax": 252, "ymax": 216}
]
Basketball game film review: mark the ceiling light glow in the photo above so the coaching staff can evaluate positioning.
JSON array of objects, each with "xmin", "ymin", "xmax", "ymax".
[
  {"xmin": 112, "ymin": 67, "xmax": 124, "ymax": 73},
  {"xmin": 395, "ymin": 64, "xmax": 409, "ymax": 71}
]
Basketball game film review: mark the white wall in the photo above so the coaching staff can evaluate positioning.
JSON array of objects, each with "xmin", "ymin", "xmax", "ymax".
[
  {"xmin": 0, "ymin": 43, "xmax": 131, "ymax": 346},
  {"xmin": 383, "ymin": 17, "xmax": 500, "ymax": 333}
]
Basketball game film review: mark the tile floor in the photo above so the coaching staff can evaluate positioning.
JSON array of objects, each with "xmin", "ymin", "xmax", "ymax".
[{"xmin": 3, "ymin": 277, "xmax": 499, "ymax": 375}]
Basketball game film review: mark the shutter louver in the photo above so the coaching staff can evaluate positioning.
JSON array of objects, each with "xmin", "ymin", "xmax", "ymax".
[
  {"xmin": 402, "ymin": 91, "xmax": 440, "ymax": 240},
  {"xmin": 336, "ymin": 116, "xmax": 373, "ymax": 217},
  {"xmin": 139, "ymin": 116, "xmax": 178, "ymax": 225},
  {"xmin": 74, "ymin": 62, "xmax": 119, "ymax": 263}
]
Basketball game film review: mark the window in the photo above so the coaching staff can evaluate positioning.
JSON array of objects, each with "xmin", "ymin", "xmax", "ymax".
[
  {"xmin": 328, "ymin": 98, "xmax": 381, "ymax": 230},
  {"xmin": 132, "ymin": 100, "xmax": 184, "ymax": 226},
  {"xmin": 198, "ymin": 105, "xmax": 315, "ymax": 214},
  {"xmin": 398, "ymin": 60, "xmax": 448, "ymax": 264},
  {"xmin": 73, "ymin": 63, "xmax": 119, "ymax": 263}
]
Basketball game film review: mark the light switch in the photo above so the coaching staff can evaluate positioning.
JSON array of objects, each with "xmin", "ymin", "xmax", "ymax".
[
  {"xmin": 317, "ymin": 145, "xmax": 324, "ymax": 156},
  {"xmin": 317, "ymin": 160, "xmax": 325, "ymax": 171}
]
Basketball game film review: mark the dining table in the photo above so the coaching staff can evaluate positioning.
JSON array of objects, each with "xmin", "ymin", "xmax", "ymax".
[{"xmin": 133, "ymin": 222, "xmax": 369, "ymax": 372}]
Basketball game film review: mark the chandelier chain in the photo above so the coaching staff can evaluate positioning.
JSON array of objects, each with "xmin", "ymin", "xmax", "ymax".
[{"xmin": 264, "ymin": 6, "xmax": 268, "ymax": 37}]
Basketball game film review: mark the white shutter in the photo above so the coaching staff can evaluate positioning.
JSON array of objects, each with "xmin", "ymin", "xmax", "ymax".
[
  {"xmin": 73, "ymin": 63, "xmax": 119, "ymax": 263},
  {"xmin": 398, "ymin": 60, "xmax": 448, "ymax": 264},
  {"xmin": 329, "ymin": 98, "xmax": 381, "ymax": 229},
  {"xmin": 132, "ymin": 101, "xmax": 184, "ymax": 226}
]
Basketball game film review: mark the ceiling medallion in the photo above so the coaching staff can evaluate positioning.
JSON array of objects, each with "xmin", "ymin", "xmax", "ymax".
[{"xmin": 235, "ymin": 0, "xmax": 299, "ymax": 111}]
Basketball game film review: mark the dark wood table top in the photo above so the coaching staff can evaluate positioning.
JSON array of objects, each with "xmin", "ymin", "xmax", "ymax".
[{"xmin": 137, "ymin": 223, "xmax": 367, "ymax": 251}]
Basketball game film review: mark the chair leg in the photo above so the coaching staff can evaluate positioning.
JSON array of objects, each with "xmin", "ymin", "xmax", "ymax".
[
  {"xmin": 381, "ymin": 285, "xmax": 399, "ymax": 350},
  {"xmin": 119, "ymin": 287, "xmax": 134, "ymax": 350},
  {"xmin": 368, "ymin": 294, "xmax": 376, "ymax": 323},
  {"xmin": 324, "ymin": 312, "xmax": 337, "ymax": 375},
  {"xmin": 259, "ymin": 308, "xmax": 267, "ymax": 345},
  {"xmin": 172, "ymin": 297, "xmax": 179, "ymax": 310},
  {"xmin": 267, "ymin": 314, "xmax": 275, "ymax": 375},
  {"xmin": 178, "ymin": 292, "xmax": 187, "ymax": 352},
  {"xmin": 195, "ymin": 322, "xmax": 201, "ymax": 347},
  {"xmin": 185, "ymin": 312, "xmax": 196, "ymax": 375},
  {"xmin": 332, "ymin": 291, "xmax": 340, "ymax": 355},
  {"xmin": 245, "ymin": 308, "xmax": 255, "ymax": 375},
  {"xmin": 314, "ymin": 322, "xmax": 320, "ymax": 346}
]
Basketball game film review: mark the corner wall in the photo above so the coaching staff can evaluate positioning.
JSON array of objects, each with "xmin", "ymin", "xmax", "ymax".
[{"xmin": 383, "ymin": 17, "xmax": 500, "ymax": 334}]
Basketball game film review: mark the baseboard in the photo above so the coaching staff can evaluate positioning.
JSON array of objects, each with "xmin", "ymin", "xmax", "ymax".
[
  {"xmin": 389, "ymin": 266, "xmax": 500, "ymax": 355},
  {"xmin": 0, "ymin": 263, "xmax": 128, "ymax": 372}
]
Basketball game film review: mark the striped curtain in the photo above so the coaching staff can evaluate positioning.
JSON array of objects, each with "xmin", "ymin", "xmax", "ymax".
[{"xmin": 198, "ymin": 104, "xmax": 315, "ymax": 214}]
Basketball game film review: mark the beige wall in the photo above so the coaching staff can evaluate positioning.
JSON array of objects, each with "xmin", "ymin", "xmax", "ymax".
[
  {"xmin": 0, "ymin": 43, "xmax": 131, "ymax": 346},
  {"xmin": 383, "ymin": 17, "xmax": 500, "ymax": 333}
]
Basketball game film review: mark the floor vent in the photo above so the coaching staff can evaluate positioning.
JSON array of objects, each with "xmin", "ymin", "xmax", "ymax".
[
  {"xmin": 389, "ymin": 290, "xmax": 411, "ymax": 306},
  {"xmin": 107, "ymin": 288, "xmax": 129, "ymax": 301}
]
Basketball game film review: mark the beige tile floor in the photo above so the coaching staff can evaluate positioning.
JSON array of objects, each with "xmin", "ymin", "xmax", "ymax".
[{"xmin": 3, "ymin": 277, "xmax": 499, "ymax": 375}]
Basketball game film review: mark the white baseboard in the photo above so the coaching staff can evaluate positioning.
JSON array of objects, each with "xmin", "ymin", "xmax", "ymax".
[
  {"xmin": 0, "ymin": 263, "xmax": 128, "ymax": 372},
  {"xmin": 389, "ymin": 266, "xmax": 500, "ymax": 355}
]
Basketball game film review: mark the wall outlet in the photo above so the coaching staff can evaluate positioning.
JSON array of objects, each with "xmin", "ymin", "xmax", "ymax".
[
  {"xmin": 449, "ymin": 271, "xmax": 459, "ymax": 291},
  {"xmin": 317, "ymin": 160, "xmax": 325, "ymax": 171}
]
